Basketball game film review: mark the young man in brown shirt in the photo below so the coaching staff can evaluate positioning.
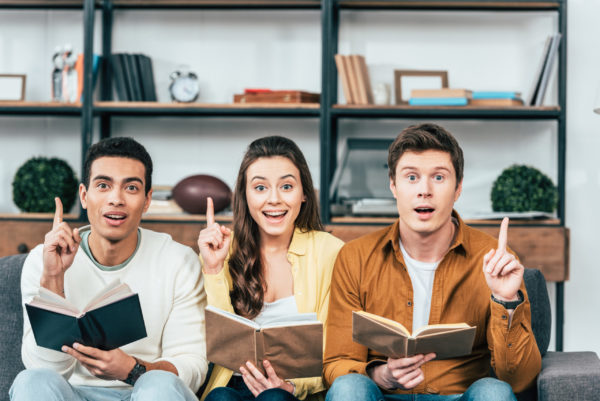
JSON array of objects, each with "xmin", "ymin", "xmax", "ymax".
[{"xmin": 323, "ymin": 123, "xmax": 541, "ymax": 401}]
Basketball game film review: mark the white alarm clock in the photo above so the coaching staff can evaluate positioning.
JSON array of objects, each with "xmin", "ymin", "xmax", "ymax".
[{"xmin": 169, "ymin": 70, "xmax": 199, "ymax": 103}]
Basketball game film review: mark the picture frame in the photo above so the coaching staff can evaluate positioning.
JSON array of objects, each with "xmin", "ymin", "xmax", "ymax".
[
  {"xmin": 0, "ymin": 74, "xmax": 26, "ymax": 102},
  {"xmin": 394, "ymin": 70, "xmax": 448, "ymax": 105}
]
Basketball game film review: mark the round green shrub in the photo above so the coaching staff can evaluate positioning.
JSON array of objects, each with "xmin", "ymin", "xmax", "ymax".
[
  {"xmin": 12, "ymin": 157, "xmax": 78, "ymax": 213},
  {"xmin": 491, "ymin": 165, "xmax": 558, "ymax": 213}
]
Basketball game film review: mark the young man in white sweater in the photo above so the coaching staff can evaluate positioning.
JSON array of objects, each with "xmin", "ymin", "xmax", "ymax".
[{"xmin": 10, "ymin": 137, "xmax": 207, "ymax": 401}]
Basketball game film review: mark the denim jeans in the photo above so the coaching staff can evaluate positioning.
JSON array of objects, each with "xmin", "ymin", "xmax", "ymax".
[
  {"xmin": 205, "ymin": 375, "xmax": 299, "ymax": 401},
  {"xmin": 9, "ymin": 368, "xmax": 198, "ymax": 401},
  {"xmin": 325, "ymin": 373, "xmax": 517, "ymax": 401}
]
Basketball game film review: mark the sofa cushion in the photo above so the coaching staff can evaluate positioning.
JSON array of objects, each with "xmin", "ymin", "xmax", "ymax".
[
  {"xmin": 523, "ymin": 268, "xmax": 551, "ymax": 356},
  {"xmin": 0, "ymin": 254, "xmax": 27, "ymax": 401}
]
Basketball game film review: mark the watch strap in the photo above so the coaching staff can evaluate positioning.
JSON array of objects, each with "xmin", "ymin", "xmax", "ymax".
[
  {"xmin": 123, "ymin": 358, "xmax": 146, "ymax": 386},
  {"xmin": 491, "ymin": 289, "xmax": 524, "ymax": 310}
]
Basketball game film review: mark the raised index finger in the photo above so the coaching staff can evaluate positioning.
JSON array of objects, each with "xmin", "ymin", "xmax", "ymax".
[
  {"xmin": 497, "ymin": 217, "xmax": 509, "ymax": 251},
  {"xmin": 206, "ymin": 197, "xmax": 215, "ymax": 226},
  {"xmin": 53, "ymin": 197, "xmax": 63, "ymax": 229}
]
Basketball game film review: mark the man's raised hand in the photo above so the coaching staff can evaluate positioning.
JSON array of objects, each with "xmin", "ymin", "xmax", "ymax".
[
  {"xmin": 41, "ymin": 197, "xmax": 82, "ymax": 295},
  {"xmin": 197, "ymin": 197, "xmax": 231, "ymax": 274},
  {"xmin": 482, "ymin": 217, "xmax": 523, "ymax": 302}
]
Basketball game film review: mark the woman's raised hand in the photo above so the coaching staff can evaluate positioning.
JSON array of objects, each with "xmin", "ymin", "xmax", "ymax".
[{"xmin": 197, "ymin": 197, "xmax": 231, "ymax": 274}]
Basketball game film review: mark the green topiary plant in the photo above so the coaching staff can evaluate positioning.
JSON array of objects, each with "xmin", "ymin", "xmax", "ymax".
[
  {"xmin": 12, "ymin": 157, "xmax": 78, "ymax": 213},
  {"xmin": 491, "ymin": 164, "xmax": 558, "ymax": 213}
]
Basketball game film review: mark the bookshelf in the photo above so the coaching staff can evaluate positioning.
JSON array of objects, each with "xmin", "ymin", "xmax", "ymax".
[{"xmin": 0, "ymin": 0, "xmax": 568, "ymax": 349}]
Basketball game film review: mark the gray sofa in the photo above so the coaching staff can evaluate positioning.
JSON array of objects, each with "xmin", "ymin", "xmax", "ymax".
[{"xmin": 1, "ymin": 253, "xmax": 599, "ymax": 401}]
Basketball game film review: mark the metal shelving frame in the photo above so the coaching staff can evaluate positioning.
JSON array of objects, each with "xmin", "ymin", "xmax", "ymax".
[{"xmin": 319, "ymin": 0, "xmax": 567, "ymax": 350}]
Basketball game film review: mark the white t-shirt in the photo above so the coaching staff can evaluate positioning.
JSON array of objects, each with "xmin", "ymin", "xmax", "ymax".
[
  {"xmin": 399, "ymin": 240, "xmax": 441, "ymax": 333},
  {"xmin": 20, "ymin": 228, "xmax": 208, "ymax": 392}
]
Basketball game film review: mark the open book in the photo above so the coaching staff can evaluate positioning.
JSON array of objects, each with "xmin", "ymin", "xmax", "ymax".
[
  {"xmin": 205, "ymin": 306, "xmax": 323, "ymax": 379},
  {"xmin": 352, "ymin": 311, "xmax": 476, "ymax": 360},
  {"xmin": 25, "ymin": 281, "xmax": 147, "ymax": 351}
]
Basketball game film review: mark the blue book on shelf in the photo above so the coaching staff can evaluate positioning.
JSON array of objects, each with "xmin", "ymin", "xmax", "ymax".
[
  {"xmin": 472, "ymin": 91, "xmax": 521, "ymax": 100},
  {"xmin": 409, "ymin": 97, "xmax": 468, "ymax": 106}
]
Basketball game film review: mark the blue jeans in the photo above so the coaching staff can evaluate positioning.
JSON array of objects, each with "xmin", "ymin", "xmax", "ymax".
[
  {"xmin": 9, "ymin": 368, "xmax": 198, "ymax": 401},
  {"xmin": 325, "ymin": 374, "xmax": 517, "ymax": 401},
  {"xmin": 205, "ymin": 375, "xmax": 299, "ymax": 401}
]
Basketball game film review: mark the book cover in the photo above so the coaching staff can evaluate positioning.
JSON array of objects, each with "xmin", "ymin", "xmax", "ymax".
[
  {"xmin": 233, "ymin": 91, "xmax": 319, "ymax": 104},
  {"xmin": 356, "ymin": 55, "xmax": 374, "ymax": 105},
  {"xmin": 125, "ymin": 54, "xmax": 143, "ymax": 101},
  {"xmin": 205, "ymin": 306, "xmax": 323, "ymax": 379},
  {"xmin": 334, "ymin": 54, "xmax": 354, "ymax": 104},
  {"xmin": 408, "ymin": 97, "xmax": 468, "ymax": 106},
  {"xmin": 139, "ymin": 55, "xmax": 157, "ymax": 102},
  {"xmin": 352, "ymin": 311, "xmax": 476, "ymax": 360},
  {"xmin": 344, "ymin": 55, "xmax": 362, "ymax": 105},
  {"xmin": 110, "ymin": 54, "xmax": 129, "ymax": 101},
  {"xmin": 472, "ymin": 91, "xmax": 521, "ymax": 100},
  {"xmin": 411, "ymin": 88, "xmax": 472, "ymax": 98},
  {"xmin": 534, "ymin": 33, "xmax": 561, "ymax": 106},
  {"xmin": 25, "ymin": 281, "xmax": 147, "ymax": 351},
  {"xmin": 119, "ymin": 54, "xmax": 137, "ymax": 101},
  {"xmin": 350, "ymin": 55, "xmax": 369, "ymax": 105},
  {"xmin": 470, "ymin": 98, "xmax": 524, "ymax": 107},
  {"xmin": 528, "ymin": 36, "xmax": 553, "ymax": 106}
]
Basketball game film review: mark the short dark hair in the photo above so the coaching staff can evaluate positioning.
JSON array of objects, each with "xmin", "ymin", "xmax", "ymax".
[
  {"xmin": 388, "ymin": 123, "xmax": 464, "ymax": 186},
  {"xmin": 82, "ymin": 137, "xmax": 153, "ymax": 195}
]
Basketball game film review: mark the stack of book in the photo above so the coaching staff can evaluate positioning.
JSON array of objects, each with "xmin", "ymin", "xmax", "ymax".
[
  {"xmin": 334, "ymin": 54, "xmax": 374, "ymax": 105},
  {"xmin": 110, "ymin": 53, "xmax": 157, "ymax": 102},
  {"xmin": 471, "ymin": 91, "xmax": 523, "ymax": 106},
  {"xmin": 408, "ymin": 88, "xmax": 471, "ymax": 106}
]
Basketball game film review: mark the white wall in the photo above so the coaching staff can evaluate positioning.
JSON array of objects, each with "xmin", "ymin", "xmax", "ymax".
[{"xmin": 0, "ymin": 4, "xmax": 597, "ymax": 354}]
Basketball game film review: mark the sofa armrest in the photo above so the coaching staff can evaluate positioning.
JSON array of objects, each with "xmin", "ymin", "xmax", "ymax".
[{"xmin": 538, "ymin": 351, "xmax": 600, "ymax": 401}]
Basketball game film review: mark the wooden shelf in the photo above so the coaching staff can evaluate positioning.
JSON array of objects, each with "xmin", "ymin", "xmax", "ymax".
[
  {"xmin": 0, "ymin": 213, "xmax": 79, "ymax": 221},
  {"xmin": 330, "ymin": 216, "xmax": 561, "ymax": 226},
  {"xmin": 331, "ymin": 104, "xmax": 561, "ymax": 120},
  {"xmin": 337, "ymin": 0, "xmax": 561, "ymax": 11},
  {"xmin": 142, "ymin": 213, "xmax": 233, "ymax": 222},
  {"xmin": 94, "ymin": 101, "xmax": 320, "ymax": 117},
  {"xmin": 0, "ymin": 0, "xmax": 83, "ymax": 8},
  {"xmin": 0, "ymin": 101, "xmax": 82, "ymax": 116},
  {"xmin": 104, "ymin": 0, "xmax": 321, "ymax": 9}
]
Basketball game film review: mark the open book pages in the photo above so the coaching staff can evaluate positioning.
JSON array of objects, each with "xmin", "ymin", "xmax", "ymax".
[
  {"xmin": 205, "ymin": 305, "xmax": 318, "ymax": 329},
  {"xmin": 354, "ymin": 311, "xmax": 471, "ymax": 338},
  {"xmin": 29, "ymin": 280, "xmax": 133, "ymax": 318}
]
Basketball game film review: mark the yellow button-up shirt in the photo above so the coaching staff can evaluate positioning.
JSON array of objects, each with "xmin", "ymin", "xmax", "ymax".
[{"xmin": 200, "ymin": 228, "xmax": 344, "ymax": 401}]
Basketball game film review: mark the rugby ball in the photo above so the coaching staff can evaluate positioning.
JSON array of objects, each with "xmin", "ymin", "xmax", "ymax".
[{"xmin": 172, "ymin": 175, "xmax": 232, "ymax": 214}]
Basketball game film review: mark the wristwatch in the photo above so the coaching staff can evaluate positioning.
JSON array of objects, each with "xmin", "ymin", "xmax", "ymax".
[
  {"xmin": 123, "ymin": 358, "xmax": 146, "ymax": 386},
  {"xmin": 491, "ymin": 290, "xmax": 524, "ymax": 310}
]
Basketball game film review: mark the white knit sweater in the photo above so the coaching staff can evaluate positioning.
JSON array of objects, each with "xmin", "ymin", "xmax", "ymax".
[{"xmin": 20, "ymin": 228, "xmax": 208, "ymax": 392}]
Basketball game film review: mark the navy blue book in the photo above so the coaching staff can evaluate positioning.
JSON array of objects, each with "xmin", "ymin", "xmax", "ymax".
[{"xmin": 25, "ymin": 282, "xmax": 147, "ymax": 351}]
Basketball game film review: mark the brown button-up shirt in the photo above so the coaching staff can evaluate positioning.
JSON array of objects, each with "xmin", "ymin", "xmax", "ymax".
[{"xmin": 323, "ymin": 213, "xmax": 541, "ymax": 394}]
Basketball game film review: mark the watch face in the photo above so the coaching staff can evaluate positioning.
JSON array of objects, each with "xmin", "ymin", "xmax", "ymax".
[{"xmin": 170, "ymin": 75, "xmax": 199, "ymax": 103}]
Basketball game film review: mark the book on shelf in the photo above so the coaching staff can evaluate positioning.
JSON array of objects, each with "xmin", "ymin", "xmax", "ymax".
[
  {"xmin": 233, "ymin": 90, "xmax": 319, "ymax": 104},
  {"xmin": 472, "ymin": 91, "xmax": 521, "ymax": 100},
  {"xmin": 334, "ymin": 54, "xmax": 373, "ymax": 105},
  {"xmin": 528, "ymin": 34, "xmax": 561, "ymax": 106},
  {"xmin": 205, "ymin": 306, "xmax": 323, "ymax": 379},
  {"xmin": 111, "ymin": 53, "xmax": 157, "ymax": 102},
  {"xmin": 25, "ymin": 281, "xmax": 147, "ymax": 352},
  {"xmin": 410, "ymin": 88, "xmax": 472, "ymax": 98},
  {"xmin": 408, "ymin": 97, "xmax": 468, "ymax": 106},
  {"xmin": 334, "ymin": 54, "xmax": 354, "ymax": 104},
  {"xmin": 352, "ymin": 311, "xmax": 476, "ymax": 360},
  {"xmin": 470, "ymin": 98, "xmax": 524, "ymax": 107}
]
